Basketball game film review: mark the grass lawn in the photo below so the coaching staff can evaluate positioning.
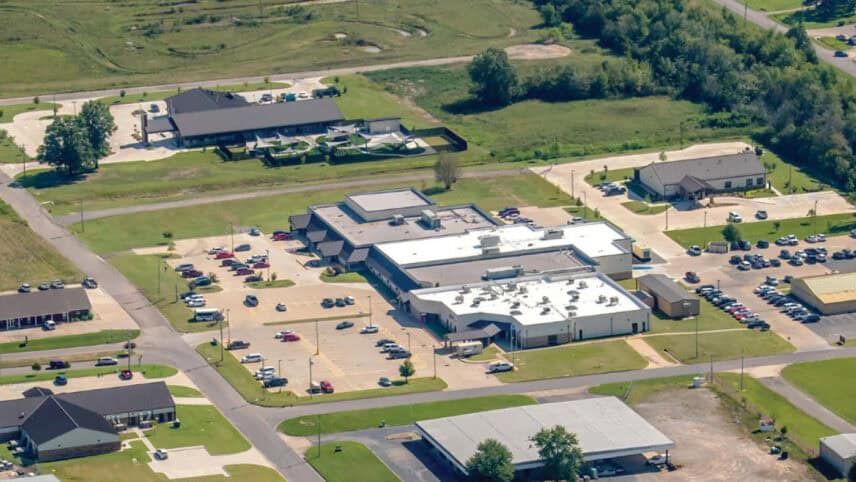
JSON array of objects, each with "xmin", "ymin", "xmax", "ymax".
[
  {"xmin": 0, "ymin": 0, "xmax": 541, "ymax": 97},
  {"xmin": 650, "ymin": 297, "xmax": 742, "ymax": 334},
  {"xmin": 780, "ymin": 357, "xmax": 856, "ymax": 425},
  {"xmin": 167, "ymin": 385, "xmax": 204, "ymax": 398},
  {"xmin": 97, "ymin": 81, "xmax": 289, "ymax": 105},
  {"xmin": 320, "ymin": 271, "xmax": 368, "ymax": 283},
  {"xmin": 0, "ymin": 200, "xmax": 81, "ymax": 291},
  {"xmin": 246, "ymin": 279, "xmax": 295, "ymax": 289},
  {"xmin": 643, "ymin": 330, "xmax": 795, "ymax": 364},
  {"xmin": 109, "ymin": 254, "xmax": 216, "ymax": 333},
  {"xmin": 589, "ymin": 375, "xmax": 698, "ymax": 405},
  {"xmin": 815, "ymin": 36, "xmax": 850, "ymax": 51},
  {"xmin": 368, "ymin": 64, "xmax": 748, "ymax": 162},
  {"xmin": 196, "ymin": 342, "xmax": 446, "ymax": 407},
  {"xmin": 715, "ymin": 372, "xmax": 836, "ymax": 448},
  {"xmin": 325, "ymin": 75, "xmax": 439, "ymax": 130},
  {"xmin": 0, "ymin": 102, "xmax": 59, "ymax": 121},
  {"xmin": 145, "ymin": 405, "xmax": 250, "ymax": 455},
  {"xmin": 772, "ymin": 8, "xmax": 856, "ymax": 28},
  {"xmin": 39, "ymin": 440, "xmax": 284, "ymax": 482},
  {"xmin": 744, "ymin": 0, "xmax": 803, "ymax": 10},
  {"xmin": 467, "ymin": 344, "xmax": 501, "ymax": 362},
  {"xmin": 71, "ymin": 173, "xmax": 568, "ymax": 254},
  {"xmin": 495, "ymin": 340, "xmax": 647, "ymax": 383},
  {"xmin": 0, "ymin": 329, "xmax": 139, "ymax": 354},
  {"xmin": 585, "ymin": 167, "xmax": 635, "ymax": 186},
  {"xmin": 665, "ymin": 213, "xmax": 856, "ymax": 248},
  {"xmin": 279, "ymin": 394, "xmax": 535, "ymax": 436},
  {"xmin": 0, "ymin": 132, "xmax": 28, "ymax": 163},
  {"xmin": 761, "ymin": 147, "xmax": 824, "ymax": 194},
  {"xmin": 0, "ymin": 364, "xmax": 174, "ymax": 385},
  {"xmin": 622, "ymin": 201, "xmax": 669, "ymax": 216},
  {"xmin": 306, "ymin": 442, "xmax": 399, "ymax": 482}
]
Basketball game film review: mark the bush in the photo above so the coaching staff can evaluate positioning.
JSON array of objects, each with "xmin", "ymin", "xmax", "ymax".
[{"xmin": 31, "ymin": 362, "xmax": 41, "ymax": 371}]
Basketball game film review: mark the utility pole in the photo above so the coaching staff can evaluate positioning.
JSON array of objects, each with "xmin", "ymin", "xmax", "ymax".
[
  {"xmin": 407, "ymin": 332, "xmax": 411, "ymax": 352},
  {"xmin": 21, "ymin": 145, "xmax": 26, "ymax": 177},
  {"xmin": 219, "ymin": 317, "xmax": 224, "ymax": 362},
  {"xmin": 127, "ymin": 332, "xmax": 133, "ymax": 372},
  {"xmin": 157, "ymin": 257, "xmax": 161, "ymax": 295},
  {"xmin": 315, "ymin": 320, "xmax": 320, "ymax": 355},
  {"xmin": 80, "ymin": 200, "xmax": 85, "ymax": 233},
  {"xmin": 570, "ymin": 170, "xmax": 575, "ymax": 199},
  {"xmin": 433, "ymin": 348, "xmax": 437, "ymax": 379},
  {"xmin": 813, "ymin": 199, "xmax": 819, "ymax": 231},
  {"xmin": 266, "ymin": 248, "xmax": 271, "ymax": 281},
  {"xmin": 739, "ymin": 349, "xmax": 744, "ymax": 391},
  {"xmin": 665, "ymin": 207, "xmax": 669, "ymax": 231},
  {"xmin": 226, "ymin": 309, "xmax": 231, "ymax": 341},
  {"xmin": 317, "ymin": 415, "xmax": 321, "ymax": 458},
  {"xmin": 309, "ymin": 357, "xmax": 314, "ymax": 399},
  {"xmin": 368, "ymin": 295, "xmax": 373, "ymax": 327},
  {"xmin": 695, "ymin": 309, "xmax": 699, "ymax": 360}
]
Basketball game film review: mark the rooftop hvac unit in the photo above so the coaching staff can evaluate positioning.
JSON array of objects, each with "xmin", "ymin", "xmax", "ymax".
[
  {"xmin": 578, "ymin": 280, "xmax": 588, "ymax": 289},
  {"xmin": 506, "ymin": 282, "xmax": 517, "ymax": 290},
  {"xmin": 479, "ymin": 234, "xmax": 501, "ymax": 247},
  {"xmin": 567, "ymin": 311, "xmax": 576, "ymax": 318},
  {"xmin": 454, "ymin": 295, "xmax": 464, "ymax": 304},
  {"xmin": 471, "ymin": 300, "xmax": 481, "ymax": 307},
  {"xmin": 543, "ymin": 228, "xmax": 565, "ymax": 240},
  {"xmin": 390, "ymin": 214, "xmax": 405, "ymax": 226},
  {"xmin": 473, "ymin": 296, "xmax": 483, "ymax": 303},
  {"xmin": 511, "ymin": 301, "xmax": 521, "ymax": 308},
  {"xmin": 484, "ymin": 265, "xmax": 523, "ymax": 280},
  {"xmin": 541, "ymin": 306, "xmax": 551, "ymax": 315},
  {"xmin": 421, "ymin": 209, "xmax": 441, "ymax": 229},
  {"xmin": 490, "ymin": 293, "xmax": 498, "ymax": 300},
  {"xmin": 567, "ymin": 290, "xmax": 578, "ymax": 296},
  {"xmin": 609, "ymin": 296, "xmax": 619, "ymax": 306},
  {"xmin": 519, "ymin": 286, "xmax": 528, "ymax": 294},
  {"xmin": 541, "ymin": 296, "xmax": 549, "ymax": 304},
  {"xmin": 510, "ymin": 310, "xmax": 523, "ymax": 315},
  {"xmin": 482, "ymin": 246, "xmax": 501, "ymax": 255},
  {"xmin": 461, "ymin": 285, "xmax": 471, "ymax": 294},
  {"xmin": 596, "ymin": 294, "xmax": 607, "ymax": 304}
]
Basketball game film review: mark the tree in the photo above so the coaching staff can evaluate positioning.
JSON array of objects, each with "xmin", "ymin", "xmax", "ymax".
[
  {"xmin": 539, "ymin": 4, "xmax": 561, "ymax": 27},
  {"xmin": 847, "ymin": 457, "xmax": 856, "ymax": 482},
  {"xmin": 533, "ymin": 425, "xmax": 583, "ymax": 482},
  {"xmin": 31, "ymin": 362, "xmax": 41, "ymax": 371},
  {"xmin": 33, "ymin": 96, "xmax": 39, "ymax": 105},
  {"xmin": 659, "ymin": 151, "xmax": 667, "ymax": 162},
  {"xmin": 434, "ymin": 153, "xmax": 461, "ymax": 190},
  {"xmin": 773, "ymin": 221, "xmax": 781, "ymax": 232},
  {"xmin": 465, "ymin": 438, "xmax": 514, "ymax": 482},
  {"xmin": 722, "ymin": 223, "xmax": 742, "ymax": 244},
  {"xmin": 78, "ymin": 100, "xmax": 117, "ymax": 162},
  {"xmin": 40, "ymin": 117, "xmax": 95, "ymax": 175},
  {"xmin": 468, "ymin": 48, "xmax": 518, "ymax": 106},
  {"xmin": 119, "ymin": 89, "xmax": 126, "ymax": 98},
  {"xmin": 399, "ymin": 359, "xmax": 415, "ymax": 383}
]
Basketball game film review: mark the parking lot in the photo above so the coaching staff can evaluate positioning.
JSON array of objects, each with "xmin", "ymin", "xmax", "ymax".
[{"xmin": 162, "ymin": 232, "xmax": 500, "ymax": 396}]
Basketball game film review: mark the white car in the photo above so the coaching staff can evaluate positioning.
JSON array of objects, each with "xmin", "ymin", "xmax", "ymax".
[
  {"xmin": 344, "ymin": 296, "xmax": 355, "ymax": 305},
  {"xmin": 297, "ymin": 91, "xmax": 309, "ymax": 99},
  {"xmin": 208, "ymin": 247, "xmax": 225, "ymax": 255},
  {"xmin": 186, "ymin": 298, "xmax": 206, "ymax": 308},
  {"xmin": 154, "ymin": 449, "xmax": 168, "ymax": 460},
  {"xmin": 274, "ymin": 330, "xmax": 294, "ymax": 339},
  {"xmin": 647, "ymin": 454, "xmax": 667, "ymax": 466},
  {"xmin": 489, "ymin": 362, "xmax": 514, "ymax": 373},
  {"xmin": 360, "ymin": 326, "xmax": 379, "ymax": 334},
  {"xmin": 241, "ymin": 353, "xmax": 262, "ymax": 363}
]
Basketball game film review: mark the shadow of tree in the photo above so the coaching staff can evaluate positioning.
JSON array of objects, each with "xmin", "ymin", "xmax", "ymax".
[{"xmin": 17, "ymin": 169, "xmax": 89, "ymax": 189}]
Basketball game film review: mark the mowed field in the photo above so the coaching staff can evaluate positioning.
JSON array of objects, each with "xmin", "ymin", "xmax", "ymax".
[
  {"xmin": 781, "ymin": 357, "xmax": 856, "ymax": 425},
  {"xmin": 69, "ymin": 173, "xmax": 570, "ymax": 253},
  {"xmin": 0, "ymin": 0, "xmax": 541, "ymax": 97},
  {"xmin": 0, "ymin": 200, "xmax": 80, "ymax": 290}
]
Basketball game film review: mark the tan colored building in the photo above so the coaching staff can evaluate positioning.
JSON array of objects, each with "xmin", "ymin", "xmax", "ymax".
[
  {"xmin": 791, "ymin": 272, "xmax": 856, "ymax": 315},
  {"xmin": 637, "ymin": 274, "xmax": 699, "ymax": 318}
]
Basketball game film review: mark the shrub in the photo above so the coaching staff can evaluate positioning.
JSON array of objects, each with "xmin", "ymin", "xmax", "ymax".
[{"xmin": 31, "ymin": 362, "xmax": 41, "ymax": 371}]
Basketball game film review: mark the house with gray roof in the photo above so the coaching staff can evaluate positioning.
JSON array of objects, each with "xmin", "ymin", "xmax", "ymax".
[
  {"xmin": 143, "ymin": 88, "xmax": 344, "ymax": 147},
  {"xmin": 0, "ymin": 382, "xmax": 175, "ymax": 462},
  {"xmin": 0, "ymin": 288, "xmax": 91, "ymax": 331},
  {"xmin": 633, "ymin": 151, "xmax": 765, "ymax": 200}
]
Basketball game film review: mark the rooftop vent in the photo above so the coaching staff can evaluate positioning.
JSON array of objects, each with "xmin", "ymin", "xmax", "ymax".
[
  {"xmin": 596, "ymin": 294, "xmax": 607, "ymax": 304},
  {"xmin": 543, "ymin": 228, "xmax": 564, "ymax": 240},
  {"xmin": 578, "ymin": 280, "xmax": 588, "ymax": 289},
  {"xmin": 421, "ymin": 209, "xmax": 441, "ymax": 228},
  {"xmin": 511, "ymin": 310, "xmax": 523, "ymax": 315},
  {"xmin": 390, "ymin": 214, "xmax": 405, "ymax": 226},
  {"xmin": 511, "ymin": 301, "xmax": 521, "ymax": 308},
  {"xmin": 541, "ymin": 306, "xmax": 551, "ymax": 315},
  {"xmin": 479, "ymin": 234, "xmax": 501, "ymax": 248}
]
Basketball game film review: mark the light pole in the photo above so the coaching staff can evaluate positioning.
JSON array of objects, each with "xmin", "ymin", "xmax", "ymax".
[
  {"xmin": 368, "ymin": 295, "xmax": 373, "ymax": 327},
  {"xmin": 433, "ymin": 347, "xmax": 437, "ymax": 379},
  {"xmin": 80, "ymin": 200, "xmax": 85, "ymax": 233},
  {"xmin": 309, "ymin": 357, "xmax": 314, "ymax": 399},
  {"xmin": 570, "ymin": 170, "xmax": 575, "ymax": 199},
  {"xmin": 278, "ymin": 359, "xmax": 282, "ymax": 393},
  {"xmin": 219, "ymin": 317, "xmax": 224, "ymax": 362},
  {"xmin": 686, "ymin": 301, "xmax": 697, "ymax": 359},
  {"xmin": 315, "ymin": 320, "xmax": 320, "ymax": 355},
  {"xmin": 157, "ymin": 256, "xmax": 161, "ymax": 295},
  {"xmin": 406, "ymin": 332, "xmax": 411, "ymax": 352},
  {"xmin": 226, "ymin": 308, "xmax": 231, "ymax": 342}
]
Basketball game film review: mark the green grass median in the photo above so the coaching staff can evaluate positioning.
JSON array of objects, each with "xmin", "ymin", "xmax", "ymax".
[
  {"xmin": 0, "ymin": 364, "xmax": 175, "ymax": 385},
  {"xmin": 589, "ymin": 375, "xmax": 698, "ymax": 405},
  {"xmin": 643, "ymin": 330, "xmax": 794, "ymax": 364},
  {"xmin": 0, "ymin": 329, "xmax": 139, "ymax": 354},
  {"xmin": 306, "ymin": 442, "xmax": 400, "ymax": 482},
  {"xmin": 665, "ymin": 213, "xmax": 856, "ymax": 248},
  {"xmin": 279, "ymin": 394, "xmax": 535, "ymax": 436},
  {"xmin": 496, "ymin": 340, "xmax": 647, "ymax": 383},
  {"xmin": 167, "ymin": 385, "xmax": 203, "ymax": 398}
]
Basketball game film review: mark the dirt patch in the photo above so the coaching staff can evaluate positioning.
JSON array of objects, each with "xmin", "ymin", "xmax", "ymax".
[
  {"xmin": 504, "ymin": 44, "xmax": 571, "ymax": 60},
  {"xmin": 386, "ymin": 431, "xmax": 420, "ymax": 441},
  {"xmin": 333, "ymin": 32, "xmax": 347, "ymax": 39},
  {"xmin": 634, "ymin": 388, "xmax": 814, "ymax": 481},
  {"xmin": 362, "ymin": 45, "xmax": 382, "ymax": 53}
]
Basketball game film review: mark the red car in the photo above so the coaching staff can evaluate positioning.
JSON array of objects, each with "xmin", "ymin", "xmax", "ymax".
[
  {"xmin": 253, "ymin": 262, "xmax": 270, "ymax": 269},
  {"xmin": 235, "ymin": 268, "xmax": 254, "ymax": 276},
  {"xmin": 215, "ymin": 252, "xmax": 234, "ymax": 260},
  {"xmin": 119, "ymin": 369, "xmax": 133, "ymax": 380},
  {"xmin": 182, "ymin": 270, "xmax": 203, "ymax": 278},
  {"xmin": 320, "ymin": 380, "xmax": 334, "ymax": 393},
  {"xmin": 273, "ymin": 233, "xmax": 292, "ymax": 241},
  {"xmin": 281, "ymin": 333, "xmax": 300, "ymax": 342},
  {"xmin": 727, "ymin": 305, "xmax": 745, "ymax": 314}
]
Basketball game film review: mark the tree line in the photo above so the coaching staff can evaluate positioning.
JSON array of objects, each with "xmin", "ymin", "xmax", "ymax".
[{"xmin": 478, "ymin": 0, "xmax": 856, "ymax": 191}]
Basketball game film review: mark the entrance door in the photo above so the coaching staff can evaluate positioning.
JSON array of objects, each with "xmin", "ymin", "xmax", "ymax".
[
  {"xmin": 578, "ymin": 329, "xmax": 583, "ymax": 340},
  {"xmin": 547, "ymin": 335, "xmax": 558, "ymax": 346},
  {"xmin": 632, "ymin": 323, "xmax": 639, "ymax": 334}
]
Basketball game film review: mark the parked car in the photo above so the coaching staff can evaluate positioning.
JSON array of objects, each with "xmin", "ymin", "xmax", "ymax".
[
  {"xmin": 245, "ymin": 294, "xmax": 259, "ymax": 307},
  {"xmin": 274, "ymin": 330, "xmax": 294, "ymax": 339},
  {"xmin": 18, "ymin": 283, "xmax": 31, "ymax": 293},
  {"xmin": 282, "ymin": 333, "xmax": 300, "ymax": 342},
  {"xmin": 388, "ymin": 350, "xmax": 412, "ymax": 359},
  {"xmin": 498, "ymin": 207, "xmax": 519, "ymax": 217},
  {"xmin": 264, "ymin": 377, "xmax": 288, "ymax": 388},
  {"xmin": 249, "ymin": 227, "xmax": 261, "ymax": 236},
  {"xmin": 360, "ymin": 325, "xmax": 379, "ymax": 334},
  {"xmin": 276, "ymin": 303, "xmax": 287, "ymax": 312},
  {"xmin": 182, "ymin": 270, "xmax": 203, "ymax": 278},
  {"xmin": 344, "ymin": 296, "xmax": 356, "ymax": 305},
  {"xmin": 214, "ymin": 251, "xmax": 234, "ymax": 260},
  {"xmin": 335, "ymin": 298, "xmax": 346, "ymax": 307},
  {"xmin": 799, "ymin": 314, "xmax": 821, "ymax": 323},
  {"xmin": 687, "ymin": 245, "xmax": 702, "ymax": 256},
  {"xmin": 376, "ymin": 338, "xmax": 395, "ymax": 347},
  {"xmin": 96, "ymin": 357, "xmax": 118, "ymax": 366},
  {"xmin": 685, "ymin": 272, "xmax": 700, "ymax": 283},
  {"xmin": 208, "ymin": 247, "xmax": 225, "ymax": 255},
  {"xmin": 154, "ymin": 449, "xmax": 168, "ymax": 460},
  {"xmin": 253, "ymin": 262, "xmax": 270, "ymax": 269},
  {"xmin": 119, "ymin": 369, "xmax": 133, "ymax": 380},
  {"xmin": 790, "ymin": 257, "xmax": 804, "ymax": 266},
  {"xmin": 320, "ymin": 381, "xmax": 334, "ymax": 393},
  {"xmin": 149, "ymin": 104, "xmax": 160, "ymax": 113},
  {"xmin": 728, "ymin": 212, "xmax": 742, "ymax": 223},
  {"xmin": 227, "ymin": 340, "xmax": 251, "ymax": 350},
  {"xmin": 54, "ymin": 375, "xmax": 67, "ymax": 386},
  {"xmin": 336, "ymin": 321, "xmax": 354, "ymax": 330},
  {"xmin": 179, "ymin": 291, "xmax": 197, "ymax": 300},
  {"xmin": 272, "ymin": 233, "xmax": 292, "ymax": 241},
  {"xmin": 245, "ymin": 275, "xmax": 263, "ymax": 283},
  {"xmin": 756, "ymin": 240, "xmax": 769, "ymax": 249},
  {"xmin": 489, "ymin": 361, "xmax": 514, "ymax": 373},
  {"xmin": 51, "ymin": 280, "xmax": 65, "ymax": 289},
  {"xmin": 321, "ymin": 298, "xmax": 335, "ymax": 308},
  {"xmin": 175, "ymin": 263, "xmax": 194, "ymax": 272},
  {"xmin": 235, "ymin": 268, "xmax": 254, "ymax": 276},
  {"xmin": 48, "ymin": 360, "xmax": 68, "ymax": 370},
  {"xmin": 729, "ymin": 255, "xmax": 742, "ymax": 265},
  {"xmin": 696, "ymin": 284, "xmax": 715, "ymax": 294},
  {"xmin": 241, "ymin": 353, "xmax": 263, "ymax": 363},
  {"xmin": 235, "ymin": 243, "xmax": 251, "ymax": 252},
  {"xmin": 738, "ymin": 261, "xmax": 751, "ymax": 271},
  {"xmin": 755, "ymin": 210, "xmax": 768, "ymax": 220},
  {"xmin": 648, "ymin": 454, "xmax": 668, "ymax": 466},
  {"xmin": 835, "ymin": 50, "xmax": 849, "ymax": 58}
]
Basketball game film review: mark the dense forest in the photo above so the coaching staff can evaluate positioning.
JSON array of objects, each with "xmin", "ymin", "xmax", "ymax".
[{"xmin": 528, "ymin": 0, "xmax": 856, "ymax": 191}]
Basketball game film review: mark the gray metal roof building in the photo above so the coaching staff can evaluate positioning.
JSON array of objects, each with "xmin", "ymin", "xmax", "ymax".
[
  {"xmin": 165, "ymin": 88, "xmax": 250, "ymax": 114},
  {"xmin": 634, "ymin": 151, "xmax": 765, "ymax": 200},
  {"xmin": 0, "ymin": 288, "xmax": 91, "ymax": 330},
  {"xmin": 417, "ymin": 397, "xmax": 674, "ymax": 475},
  {"xmin": 637, "ymin": 274, "xmax": 699, "ymax": 319}
]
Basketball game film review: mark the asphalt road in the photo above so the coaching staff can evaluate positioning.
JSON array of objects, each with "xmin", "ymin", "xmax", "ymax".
[
  {"xmin": 709, "ymin": 0, "xmax": 856, "ymax": 78},
  {"xmin": 53, "ymin": 168, "xmax": 522, "ymax": 226}
]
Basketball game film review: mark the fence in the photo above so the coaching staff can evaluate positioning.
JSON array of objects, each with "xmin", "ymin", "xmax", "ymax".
[{"xmin": 400, "ymin": 126, "xmax": 468, "ymax": 152}]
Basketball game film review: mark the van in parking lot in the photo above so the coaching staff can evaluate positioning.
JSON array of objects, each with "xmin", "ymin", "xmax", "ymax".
[{"xmin": 241, "ymin": 353, "xmax": 262, "ymax": 363}]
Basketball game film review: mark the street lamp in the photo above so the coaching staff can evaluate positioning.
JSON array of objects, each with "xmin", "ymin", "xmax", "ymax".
[
  {"xmin": 226, "ymin": 308, "xmax": 231, "ymax": 342},
  {"xmin": 308, "ymin": 357, "xmax": 314, "ymax": 399},
  {"xmin": 278, "ymin": 359, "xmax": 283, "ymax": 393}
]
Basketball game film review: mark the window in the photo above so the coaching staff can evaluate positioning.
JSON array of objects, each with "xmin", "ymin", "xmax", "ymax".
[
  {"xmin": 724, "ymin": 181, "xmax": 732, "ymax": 189},
  {"xmin": 757, "ymin": 177, "xmax": 764, "ymax": 186},
  {"xmin": 746, "ymin": 178, "xmax": 752, "ymax": 187}
]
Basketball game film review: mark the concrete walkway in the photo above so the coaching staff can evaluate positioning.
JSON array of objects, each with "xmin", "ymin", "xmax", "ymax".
[{"xmin": 626, "ymin": 337, "xmax": 678, "ymax": 368}]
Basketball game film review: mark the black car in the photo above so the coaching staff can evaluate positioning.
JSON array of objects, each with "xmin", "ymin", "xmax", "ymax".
[
  {"xmin": 245, "ymin": 294, "xmax": 259, "ymax": 307},
  {"xmin": 235, "ymin": 244, "xmax": 251, "ymax": 252},
  {"xmin": 335, "ymin": 298, "xmax": 346, "ymax": 307},
  {"xmin": 739, "ymin": 240, "xmax": 751, "ymax": 251},
  {"xmin": 321, "ymin": 298, "xmax": 335, "ymax": 308},
  {"xmin": 783, "ymin": 275, "xmax": 793, "ymax": 283},
  {"xmin": 770, "ymin": 259, "xmax": 782, "ymax": 267},
  {"xmin": 264, "ymin": 377, "xmax": 288, "ymax": 388},
  {"xmin": 729, "ymin": 255, "xmax": 741, "ymax": 265},
  {"xmin": 756, "ymin": 240, "xmax": 769, "ymax": 249},
  {"xmin": 779, "ymin": 249, "xmax": 791, "ymax": 260},
  {"xmin": 179, "ymin": 291, "xmax": 197, "ymax": 300},
  {"xmin": 336, "ymin": 321, "xmax": 354, "ymax": 330},
  {"xmin": 244, "ymin": 275, "xmax": 263, "ymax": 283},
  {"xmin": 695, "ymin": 284, "xmax": 715, "ymax": 294},
  {"xmin": 833, "ymin": 251, "xmax": 847, "ymax": 260},
  {"xmin": 799, "ymin": 314, "xmax": 821, "ymax": 323},
  {"xmin": 227, "ymin": 340, "xmax": 251, "ymax": 350},
  {"xmin": 376, "ymin": 338, "xmax": 395, "ymax": 347}
]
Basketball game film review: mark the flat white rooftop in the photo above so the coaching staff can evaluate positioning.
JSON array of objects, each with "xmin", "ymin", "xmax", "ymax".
[
  {"xmin": 411, "ymin": 272, "xmax": 646, "ymax": 326},
  {"xmin": 346, "ymin": 189, "xmax": 430, "ymax": 212},
  {"xmin": 376, "ymin": 222, "xmax": 628, "ymax": 266},
  {"xmin": 417, "ymin": 397, "xmax": 674, "ymax": 470}
]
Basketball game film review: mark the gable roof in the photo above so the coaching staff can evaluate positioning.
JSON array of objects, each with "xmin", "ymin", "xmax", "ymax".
[
  {"xmin": 679, "ymin": 175, "xmax": 711, "ymax": 193},
  {"xmin": 0, "ymin": 287, "xmax": 91, "ymax": 321},
  {"xmin": 22, "ymin": 397, "xmax": 115, "ymax": 444},
  {"xmin": 59, "ymin": 382, "xmax": 175, "ymax": 415},
  {"xmin": 638, "ymin": 152, "xmax": 763, "ymax": 187},
  {"xmin": 637, "ymin": 274, "xmax": 696, "ymax": 304},
  {"xmin": 171, "ymin": 98, "xmax": 344, "ymax": 138},
  {"xmin": 165, "ymin": 88, "xmax": 249, "ymax": 115}
]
